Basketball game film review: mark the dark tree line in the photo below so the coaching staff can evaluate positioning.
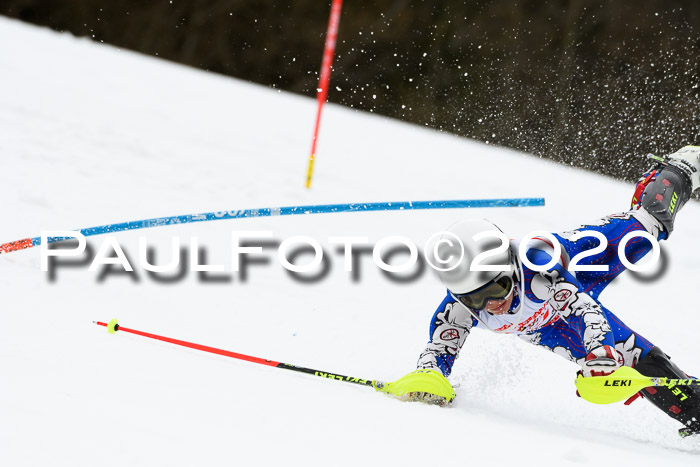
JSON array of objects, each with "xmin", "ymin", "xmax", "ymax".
[{"xmin": 3, "ymin": 1, "xmax": 699, "ymax": 185}]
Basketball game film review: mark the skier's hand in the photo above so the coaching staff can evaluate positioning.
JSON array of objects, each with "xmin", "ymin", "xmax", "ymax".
[
  {"xmin": 579, "ymin": 345, "xmax": 624, "ymax": 378},
  {"xmin": 406, "ymin": 391, "xmax": 450, "ymax": 406}
]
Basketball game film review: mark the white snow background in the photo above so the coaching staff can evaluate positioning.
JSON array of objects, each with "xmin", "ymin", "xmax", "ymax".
[{"xmin": 1, "ymin": 17, "xmax": 699, "ymax": 466}]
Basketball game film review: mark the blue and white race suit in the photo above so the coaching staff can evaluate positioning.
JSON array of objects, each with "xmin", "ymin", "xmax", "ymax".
[{"xmin": 417, "ymin": 207, "xmax": 665, "ymax": 377}]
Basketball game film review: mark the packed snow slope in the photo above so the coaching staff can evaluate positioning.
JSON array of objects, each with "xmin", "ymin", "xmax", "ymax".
[{"xmin": 1, "ymin": 17, "xmax": 699, "ymax": 466}]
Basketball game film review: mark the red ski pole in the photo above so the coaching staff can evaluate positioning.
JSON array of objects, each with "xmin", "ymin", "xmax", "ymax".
[
  {"xmin": 94, "ymin": 320, "xmax": 456, "ymax": 404},
  {"xmin": 94, "ymin": 319, "xmax": 375, "ymax": 387}
]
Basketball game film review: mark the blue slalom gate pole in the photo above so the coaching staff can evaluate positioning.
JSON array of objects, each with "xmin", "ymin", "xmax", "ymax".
[{"xmin": 0, "ymin": 197, "xmax": 544, "ymax": 254}]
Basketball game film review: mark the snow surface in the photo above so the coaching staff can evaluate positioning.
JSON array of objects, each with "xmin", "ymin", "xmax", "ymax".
[{"xmin": 1, "ymin": 17, "xmax": 699, "ymax": 466}]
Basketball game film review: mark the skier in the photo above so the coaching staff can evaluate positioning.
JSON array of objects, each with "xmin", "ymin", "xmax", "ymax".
[{"xmin": 406, "ymin": 146, "xmax": 700, "ymax": 437}]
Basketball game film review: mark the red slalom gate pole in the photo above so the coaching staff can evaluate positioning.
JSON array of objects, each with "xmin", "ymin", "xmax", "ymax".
[
  {"xmin": 305, "ymin": 0, "xmax": 343, "ymax": 189},
  {"xmin": 94, "ymin": 320, "xmax": 376, "ymax": 388}
]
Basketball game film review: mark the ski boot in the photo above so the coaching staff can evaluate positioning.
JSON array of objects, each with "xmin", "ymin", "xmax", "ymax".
[
  {"xmin": 634, "ymin": 347, "xmax": 700, "ymax": 438},
  {"xmin": 668, "ymin": 145, "xmax": 700, "ymax": 192},
  {"xmin": 631, "ymin": 146, "xmax": 700, "ymax": 236}
]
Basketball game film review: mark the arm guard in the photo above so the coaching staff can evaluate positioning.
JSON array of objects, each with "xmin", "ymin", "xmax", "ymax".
[{"xmin": 417, "ymin": 293, "xmax": 475, "ymax": 377}]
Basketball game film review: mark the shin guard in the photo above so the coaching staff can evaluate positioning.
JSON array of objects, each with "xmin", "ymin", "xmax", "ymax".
[
  {"xmin": 638, "ymin": 165, "xmax": 692, "ymax": 236},
  {"xmin": 635, "ymin": 347, "xmax": 700, "ymax": 436}
]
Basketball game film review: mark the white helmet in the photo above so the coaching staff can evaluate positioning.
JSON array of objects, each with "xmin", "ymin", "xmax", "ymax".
[{"xmin": 435, "ymin": 219, "xmax": 519, "ymax": 312}]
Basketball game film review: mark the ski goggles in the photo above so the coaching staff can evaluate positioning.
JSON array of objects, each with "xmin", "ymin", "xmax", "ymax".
[{"xmin": 452, "ymin": 272, "xmax": 516, "ymax": 311}]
